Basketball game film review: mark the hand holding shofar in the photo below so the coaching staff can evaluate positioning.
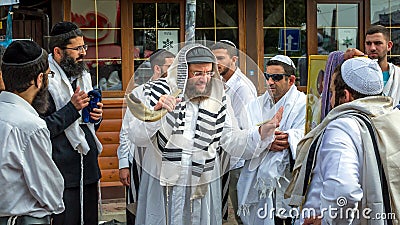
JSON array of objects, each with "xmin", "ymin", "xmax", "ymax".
[{"xmin": 125, "ymin": 89, "xmax": 182, "ymax": 122}]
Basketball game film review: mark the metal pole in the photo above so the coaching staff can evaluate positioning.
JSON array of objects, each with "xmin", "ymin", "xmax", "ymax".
[{"xmin": 185, "ymin": 0, "xmax": 196, "ymax": 44}]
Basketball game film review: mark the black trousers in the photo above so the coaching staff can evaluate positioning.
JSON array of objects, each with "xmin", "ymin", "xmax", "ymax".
[{"xmin": 52, "ymin": 182, "xmax": 98, "ymax": 225}]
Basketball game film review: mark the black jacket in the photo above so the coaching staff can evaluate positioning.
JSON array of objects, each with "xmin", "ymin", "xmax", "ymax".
[{"xmin": 41, "ymin": 92, "xmax": 101, "ymax": 188}]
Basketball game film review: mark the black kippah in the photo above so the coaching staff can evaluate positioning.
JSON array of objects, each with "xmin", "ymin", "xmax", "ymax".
[
  {"xmin": 50, "ymin": 21, "xmax": 79, "ymax": 36},
  {"xmin": 2, "ymin": 40, "xmax": 44, "ymax": 65}
]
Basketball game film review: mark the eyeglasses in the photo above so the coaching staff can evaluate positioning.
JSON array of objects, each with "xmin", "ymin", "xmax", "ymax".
[
  {"xmin": 264, "ymin": 73, "xmax": 290, "ymax": 82},
  {"xmin": 191, "ymin": 71, "xmax": 216, "ymax": 77},
  {"xmin": 44, "ymin": 70, "xmax": 55, "ymax": 78},
  {"xmin": 63, "ymin": 44, "xmax": 88, "ymax": 53}
]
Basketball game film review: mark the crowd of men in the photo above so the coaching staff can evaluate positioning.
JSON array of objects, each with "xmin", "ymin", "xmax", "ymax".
[{"xmin": 0, "ymin": 22, "xmax": 399, "ymax": 225}]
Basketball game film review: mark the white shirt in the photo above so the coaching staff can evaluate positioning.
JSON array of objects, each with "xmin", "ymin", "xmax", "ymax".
[
  {"xmin": 225, "ymin": 68, "xmax": 257, "ymax": 169},
  {"xmin": 302, "ymin": 117, "xmax": 363, "ymax": 225},
  {"xmin": 0, "ymin": 91, "xmax": 64, "ymax": 217}
]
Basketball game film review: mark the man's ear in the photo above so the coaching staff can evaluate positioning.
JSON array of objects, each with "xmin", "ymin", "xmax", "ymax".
[
  {"xmin": 231, "ymin": 55, "xmax": 238, "ymax": 65},
  {"xmin": 289, "ymin": 75, "xmax": 296, "ymax": 85},
  {"xmin": 388, "ymin": 40, "xmax": 394, "ymax": 51},
  {"xmin": 53, "ymin": 47, "xmax": 63, "ymax": 61},
  {"xmin": 36, "ymin": 72, "xmax": 44, "ymax": 89},
  {"xmin": 153, "ymin": 65, "xmax": 161, "ymax": 76},
  {"xmin": 343, "ymin": 89, "xmax": 354, "ymax": 103}
]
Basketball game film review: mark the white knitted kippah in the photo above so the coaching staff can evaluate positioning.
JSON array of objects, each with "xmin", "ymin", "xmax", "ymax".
[
  {"xmin": 270, "ymin": 55, "xmax": 296, "ymax": 69},
  {"xmin": 341, "ymin": 57, "xmax": 383, "ymax": 95}
]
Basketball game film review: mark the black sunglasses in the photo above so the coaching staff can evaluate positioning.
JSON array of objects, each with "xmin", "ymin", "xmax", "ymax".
[{"xmin": 264, "ymin": 73, "xmax": 290, "ymax": 81}]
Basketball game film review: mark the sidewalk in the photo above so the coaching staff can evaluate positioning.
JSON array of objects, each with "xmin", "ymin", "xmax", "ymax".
[{"xmin": 99, "ymin": 198, "xmax": 240, "ymax": 225}]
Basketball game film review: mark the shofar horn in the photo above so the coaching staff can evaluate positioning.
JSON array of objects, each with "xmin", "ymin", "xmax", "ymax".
[{"xmin": 125, "ymin": 89, "xmax": 182, "ymax": 122}]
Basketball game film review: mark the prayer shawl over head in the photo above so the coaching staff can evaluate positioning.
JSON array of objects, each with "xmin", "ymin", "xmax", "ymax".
[
  {"xmin": 142, "ymin": 44, "xmax": 227, "ymax": 199},
  {"xmin": 48, "ymin": 54, "xmax": 102, "ymax": 155},
  {"xmin": 285, "ymin": 96, "xmax": 400, "ymax": 225},
  {"xmin": 237, "ymin": 85, "xmax": 306, "ymax": 221}
]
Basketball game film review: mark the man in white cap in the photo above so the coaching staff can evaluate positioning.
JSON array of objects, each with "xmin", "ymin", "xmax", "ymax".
[
  {"xmin": 286, "ymin": 57, "xmax": 398, "ymax": 224},
  {"xmin": 237, "ymin": 55, "xmax": 306, "ymax": 225},
  {"xmin": 127, "ymin": 44, "xmax": 283, "ymax": 225}
]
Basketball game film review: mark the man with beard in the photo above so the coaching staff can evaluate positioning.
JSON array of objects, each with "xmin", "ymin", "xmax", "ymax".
[
  {"xmin": 118, "ymin": 49, "xmax": 175, "ymax": 223},
  {"xmin": 210, "ymin": 40, "xmax": 257, "ymax": 224},
  {"xmin": 41, "ymin": 21, "xmax": 103, "ymax": 225},
  {"xmin": 0, "ymin": 40, "xmax": 64, "ymax": 224},
  {"xmin": 343, "ymin": 25, "xmax": 400, "ymax": 106},
  {"xmin": 127, "ymin": 44, "xmax": 283, "ymax": 225}
]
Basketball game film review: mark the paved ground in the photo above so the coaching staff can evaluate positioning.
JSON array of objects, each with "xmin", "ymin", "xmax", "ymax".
[{"xmin": 99, "ymin": 198, "xmax": 240, "ymax": 225}]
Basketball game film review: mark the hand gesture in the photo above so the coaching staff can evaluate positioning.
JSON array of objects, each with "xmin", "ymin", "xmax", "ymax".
[
  {"xmin": 154, "ymin": 95, "xmax": 182, "ymax": 112},
  {"xmin": 259, "ymin": 106, "xmax": 284, "ymax": 140},
  {"xmin": 71, "ymin": 86, "xmax": 89, "ymax": 110},
  {"xmin": 270, "ymin": 130, "xmax": 289, "ymax": 151},
  {"xmin": 344, "ymin": 48, "xmax": 365, "ymax": 60}
]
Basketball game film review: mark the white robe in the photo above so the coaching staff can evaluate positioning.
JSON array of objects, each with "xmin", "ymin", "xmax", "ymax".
[
  {"xmin": 130, "ymin": 100, "xmax": 275, "ymax": 225},
  {"xmin": 383, "ymin": 63, "xmax": 400, "ymax": 106},
  {"xmin": 237, "ymin": 85, "xmax": 306, "ymax": 225}
]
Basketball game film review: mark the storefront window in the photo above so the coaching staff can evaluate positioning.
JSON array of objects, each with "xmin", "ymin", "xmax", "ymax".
[
  {"xmin": 371, "ymin": 0, "xmax": 400, "ymax": 56},
  {"xmin": 71, "ymin": 0, "xmax": 122, "ymax": 91},
  {"xmin": 133, "ymin": 2, "xmax": 180, "ymax": 74},
  {"xmin": 195, "ymin": 0, "xmax": 239, "ymax": 47},
  {"xmin": 263, "ymin": 0, "xmax": 306, "ymax": 82}
]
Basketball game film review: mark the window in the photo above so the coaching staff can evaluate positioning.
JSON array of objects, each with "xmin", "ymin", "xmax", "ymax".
[
  {"xmin": 132, "ymin": 2, "xmax": 181, "ymax": 73},
  {"xmin": 263, "ymin": 0, "xmax": 306, "ymax": 82},
  {"xmin": 71, "ymin": 0, "xmax": 122, "ymax": 91},
  {"xmin": 371, "ymin": 0, "xmax": 400, "ymax": 57},
  {"xmin": 195, "ymin": 0, "xmax": 239, "ymax": 47}
]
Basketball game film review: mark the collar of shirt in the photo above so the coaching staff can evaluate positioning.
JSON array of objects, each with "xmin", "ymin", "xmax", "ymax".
[{"xmin": 0, "ymin": 91, "xmax": 39, "ymax": 116}]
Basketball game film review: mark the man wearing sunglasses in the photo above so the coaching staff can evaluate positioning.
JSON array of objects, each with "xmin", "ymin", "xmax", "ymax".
[{"xmin": 238, "ymin": 55, "xmax": 306, "ymax": 225}]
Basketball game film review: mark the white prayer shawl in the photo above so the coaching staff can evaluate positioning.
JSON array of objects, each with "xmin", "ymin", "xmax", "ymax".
[
  {"xmin": 48, "ymin": 54, "xmax": 102, "ymax": 154},
  {"xmin": 383, "ymin": 63, "xmax": 400, "ymax": 106},
  {"xmin": 285, "ymin": 96, "xmax": 399, "ymax": 225},
  {"xmin": 237, "ymin": 85, "xmax": 306, "ymax": 224}
]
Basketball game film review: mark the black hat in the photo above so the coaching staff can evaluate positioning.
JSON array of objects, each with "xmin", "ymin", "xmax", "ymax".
[
  {"xmin": 186, "ymin": 46, "xmax": 216, "ymax": 64},
  {"xmin": 2, "ymin": 40, "xmax": 44, "ymax": 66}
]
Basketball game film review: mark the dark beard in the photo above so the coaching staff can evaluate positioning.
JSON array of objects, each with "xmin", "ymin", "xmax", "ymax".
[
  {"xmin": 32, "ymin": 84, "xmax": 49, "ymax": 114},
  {"xmin": 59, "ymin": 52, "xmax": 87, "ymax": 78},
  {"xmin": 185, "ymin": 79, "xmax": 212, "ymax": 103},
  {"xmin": 219, "ymin": 66, "xmax": 230, "ymax": 76}
]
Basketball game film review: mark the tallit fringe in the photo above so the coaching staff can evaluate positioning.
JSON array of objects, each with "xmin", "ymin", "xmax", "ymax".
[{"xmin": 237, "ymin": 204, "xmax": 251, "ymax": 216}]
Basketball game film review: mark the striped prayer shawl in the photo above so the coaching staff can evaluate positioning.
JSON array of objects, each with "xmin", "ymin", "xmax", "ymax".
[{"xmin": 143, "ymin": 77, "xmax": 228, "ymax": 199}]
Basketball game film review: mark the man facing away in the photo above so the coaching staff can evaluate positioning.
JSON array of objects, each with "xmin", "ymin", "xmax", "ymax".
[
  {"xmin": 210, "ymin": 40, "xmax": 257, "ymax": 224},
  {"xmin": 344, "ymin": 25, "xmax": 400, "ymax": 106},
  {"xmin": 287, "ymin": 57, "xmax": 398, "ymax": 225},
  {"xmin": 118, "ymin": 49, "xmax": 175, "ymax": 224},
  {"xmin": 237, "ymin": 55, "xmax": 306, "ymax": 225},
  {"xmin": 127, "ymin": 43, "xmax": 283, "ymax": 225},
  {"xmin": 41, "ymin": 21, "xmax": 103, "ymax": 225},
  {"xmin": 0, "ymin": 40, "xmax": 64, "ymax": 224}
]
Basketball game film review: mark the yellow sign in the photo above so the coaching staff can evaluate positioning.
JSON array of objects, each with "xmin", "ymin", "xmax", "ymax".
[
  {"xmin": 0, "ymin": 21, "xmax": 2, "ymax": 30},
  {"xmin": 305, "ymin": 55, "xmax": 328, "ymax": 134}
]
